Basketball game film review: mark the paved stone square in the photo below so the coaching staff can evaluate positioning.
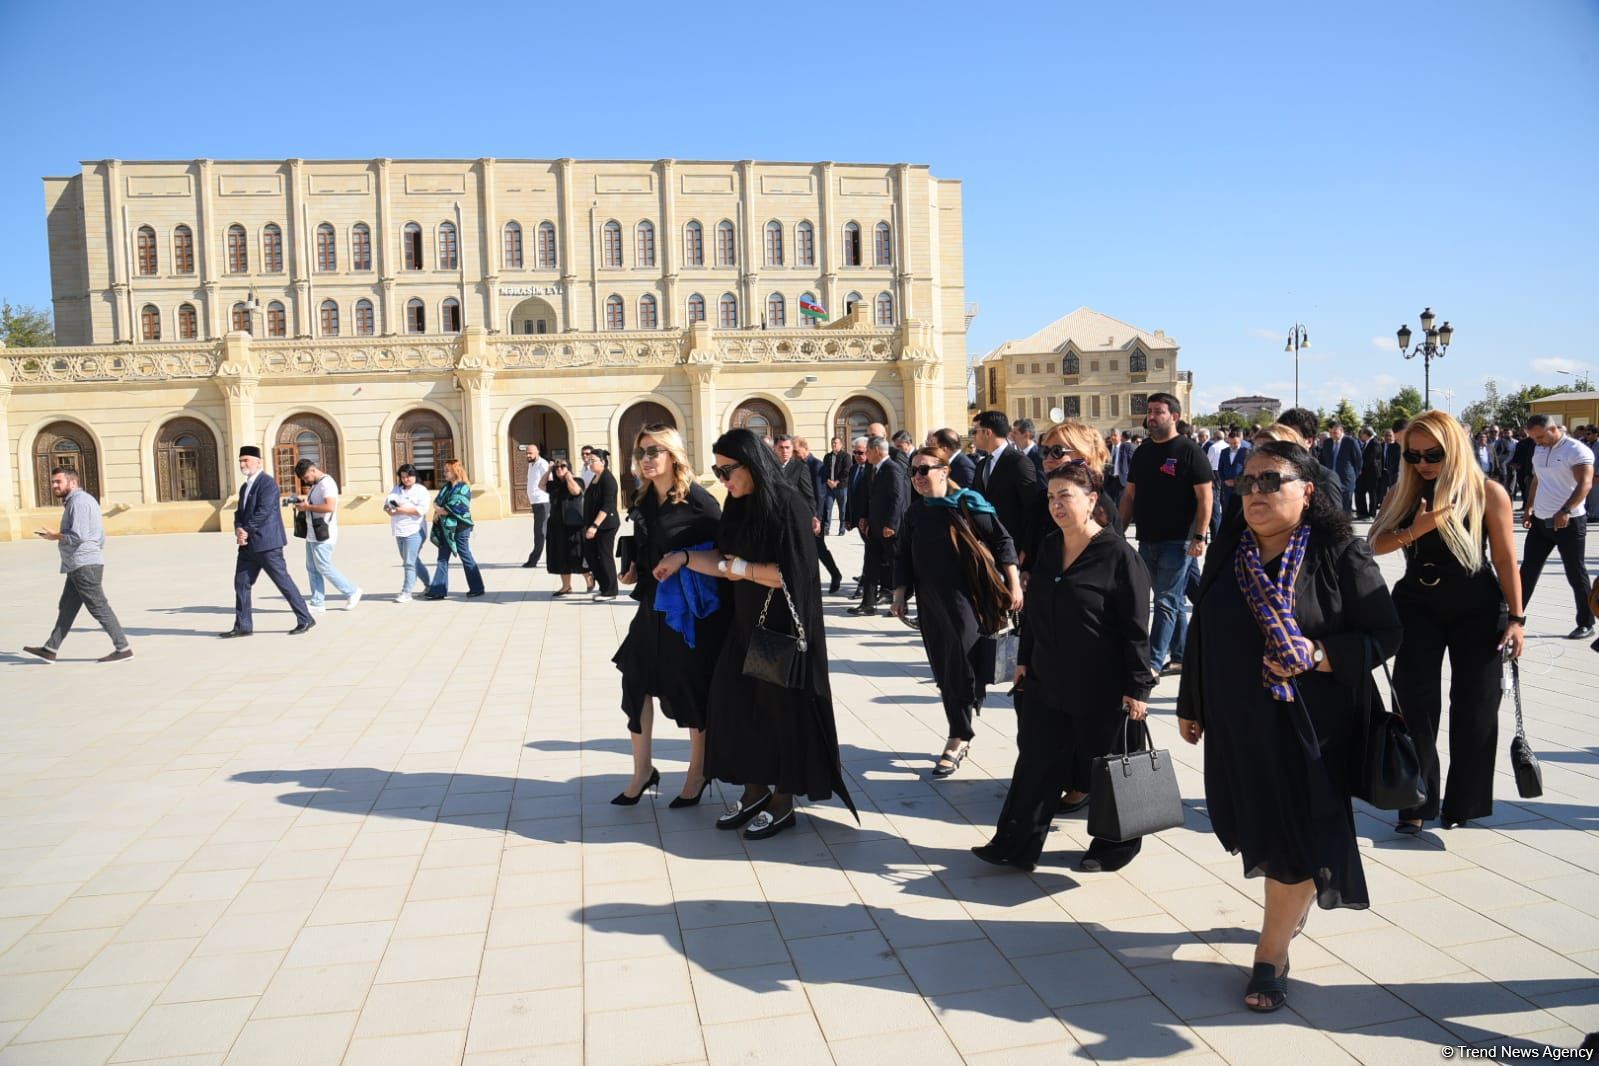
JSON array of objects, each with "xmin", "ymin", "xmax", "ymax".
[{"xmin": 0, "ymin": 516, "xmax": 1596, "ymax": 1064}]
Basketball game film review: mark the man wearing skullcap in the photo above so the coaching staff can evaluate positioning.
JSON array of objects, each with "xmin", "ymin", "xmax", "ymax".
[{"xmin": 221, "ymin": 446, "xmax": 314, "ymax": 637}]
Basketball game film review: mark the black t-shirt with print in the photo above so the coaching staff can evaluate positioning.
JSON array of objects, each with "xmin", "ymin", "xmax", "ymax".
[{"xmin": 1127, "ymin": 435, "xmax": 1213, "ymax": 542}]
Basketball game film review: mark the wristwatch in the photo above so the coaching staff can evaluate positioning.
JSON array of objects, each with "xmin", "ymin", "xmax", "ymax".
[
  {"xmin": 1310, "ymin": 642, "xmax": 1325, "ymax": 665},
  {"xmin": 1190, "ymin": 532, "xmax": 1209, "ymax": 544},
  {"xmin": 1507, "ymin": 614, "xmax": 1527, "ymax": 625}
]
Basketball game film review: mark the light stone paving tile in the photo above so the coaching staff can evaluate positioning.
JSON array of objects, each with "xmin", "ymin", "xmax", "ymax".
[
  {"xmin": 477, "ymin": 942, "xmax": 583, "ymax": 995},
  {"xmin": 12, "ymin": 981, "xmax": 165, "ymax": 1044},
  {"xmin": 343, "ymin": 1030, "xmax": 467, "ymax": 1066},
  {"xmin": 32, "ymin": 894, "xmax": 150, "ymax": 934},
  {"xmin": 1282, "ymin": 962, "xmax": 1423, "ymax": 1032},
  {"xmin": 1370, "ymin": 896, "xmax": 1516, "ymax": 947},
  {"xmin": 465, "ymin": 988, "xmax": 583, "ymax": 1054},
  {"xmin": 107, "ymin": 996, "xmax": 258, "ymax": 1062},
  {"xmin": 1443, "ymin": 937, "xmax": 1599, "ymax": 997},
  {"xmin": 584, "ymin": 955, "xmax": 695, "ymax": 1014},
  {"xmin": 352, "ymin": 975, "xmax": 477, "ymax": 1038},
  {"xmin": 682, "ymin": 921, "xmax": 791, "ymax": 973},
  {"xmin": 698, "ymin": 1011, "xmax": 824, "ymax": 1066},
  {"xmin": 1012, "ymin": 946, "xmax": 1150, "ymax": 1009},
  {"xmin": 68, "ymin": 937, "xmax": 197, "ymax": 988},
  {"xmin": 281, "ymin": 921, "xmax": 394, "ymax": 970},
  {"xmin": 0, "ymin": 1035, "xmax": 125, "ymax": 1065},
  {"xmin": 393, "ymin": 895, "xmax": 494, "ymax": 939},
  {"xmin": 224, "ymin": 878, "xmax": 326, "ymax": 918},
  {"xmin": 928, "ymin": 983, "xmax": 1072, "ymax": 1057},
  {"xmin": 0, "ymin": 928, "xmax": 118, "ymax": 976},
  {"xmin": 828, "ymin": 1025, "xmax": 969, "ymax": 1066},
  {"xmin": 686, "ymin": 963, "xmax": 813, "ymax": 1027},
  {"xmin": 1185, "ymin": 1010, "xmax": 1359, "ymax": 1064},
  {"xmin": 373, "ymin": 931, "xmax": 487, "ymax": 984},
  {"xmin": 222, "ymin": 1011, "xmax": 358, "ymax": 1065},
  {"xmin": 786, "ymin": 929, "xmax": 903, "ymax": 984},
  {"xmin": 804, "ymin": 973, "xmax": 942, "ymax": 1042},
  {"xmin": 191, "ymin": 910, "xmax": 308, "ymax": 957},
  {"xmin": 158, "ymin": 949, "xmax": 285, "ymax": 1004}
]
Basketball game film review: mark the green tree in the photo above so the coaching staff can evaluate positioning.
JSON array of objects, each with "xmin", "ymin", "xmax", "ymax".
[
  {"xmin": 1329, "ymin": 398, "xmax": 1362, "ymax": 431},
  {"xmin": 1363, "ymin": 386, "xmax": 1424, "ymax": 429},
  {"xmin": 1496, "ymin": 384, "xmax": 1563, "ymax": 429},
  {"xmin": 0, "ymin": 301, "xmax": 54, "ymax": 348}
]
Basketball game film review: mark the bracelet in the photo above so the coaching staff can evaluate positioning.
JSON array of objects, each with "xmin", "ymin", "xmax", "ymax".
[
  {"xmin": 731, "ymin": 558, "xmax": 749, "ymax": 578},
  {"xmin": 679, "ymin": 550, "xmax": 691, "ymax": 567},
  {"xmin": 1507, "ymin": 614, "xmax": 1527, "ymax": 625}
]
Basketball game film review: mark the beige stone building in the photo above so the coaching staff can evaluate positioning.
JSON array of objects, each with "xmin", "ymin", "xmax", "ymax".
[
  {"xmin": 2, "ymin": 157, "xmax": 967, "ymax": 540},
  {"xmin": 976, "ymin": 308, "xmax": 1193, "ymax": 431}
]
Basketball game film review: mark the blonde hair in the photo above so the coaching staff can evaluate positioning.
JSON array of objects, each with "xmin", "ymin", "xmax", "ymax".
[
  {"xmin": 1255, "ymin": 423, "xmax": 1300, "ymax": 445},
  {"xmin": 1042, "ymin": 420, "xmax": 1110, "ymax": 468},
  {"xmin": 1369, "ymin": 409, "xmax": 1486, "ymax": 573},
  {"xmin": 632, "ymin": 424, "xmax": 695, "ymax": 506}
]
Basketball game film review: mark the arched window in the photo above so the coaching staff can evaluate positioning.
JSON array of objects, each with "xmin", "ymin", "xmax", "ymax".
[
  {"xmin": 834, "ymin": 396, "xmax": 889, "ymax": 447},
  {"xmin": 231, "ymin": 302, "xmax": 251, "ymax": 333},
  {"xmin": 1130, "ymin": 350, "xmax": 1148, "ymax": 373},
  {"xmin": 177, "ymin": 303, "xmax": 198, "ymax": 340},
  {"xmin": 355, "ymin": 299, "xmax": 375, "ymax": 336},
  {"xmin": 392, "ymin": 410, "xmax": 455, "ymax": 490},
  {"xmin": 262, "ymin": 224, "xmax": 284, "ymax": 273},
  {"xmin": 274, "ymin": 412, "xmax": 340, "ymax": 490},
  {"xmin": 874, "ymin": 291, "xmax": 894, "ymax": 327},
  {"xmin": 403, "ymin": 223, "xmax": 423, "ymax": 270},
  {"xmin": 503, "ymin": 221, "xmax": 523, "ymax": 269},
  {"xmin": 764, "ymin": 221, "xmax": 783, "ymax": 267},
  {"xmin": 351, "ymin": 223, "xmax": 372, "ymax": 271},
  {"xmin": 800, "ymin": 291, "xmax": 819, "ymax": 329},
  {"xmin": 715, "ymin": 221, "xmax": 736, "ymax": 267},
  {"xmin": 635, "ymin": 221, "xmax": 656, "ymax": 267},
  {"xmin": 315, "ymin": 223, "xmax": 337, "ymax": 272},
  {"xmin": 140, "ymin": 304, "xmax": 161, "ymax": 341},
  {"xmin": 638, "ymin": 293, "xmax": 658, "ymax": 329},
  {"xmin": 31, "ymin": 422, "xmax": 100, "ymax": 506},
  {"xmin": 319, "ymin": 300, "xmax": 339, "ymax": 337},
  {"xmin": 173, "ymin": 225, "xmax": 195, "ymax": 275},
  {"xmin": 154, "ymin": 417, "xmax": 220, "ymax": 502},
  {"xmin": 226, "ymin": 224, "xmax": 248, "ymax": 273},
  {"xmin": 136, "ymin": 226, "xmax": 158, "ymax": 275},
  {"xmin": 266, "ymin": 301, "xmax": 287, "ymax": 338},
  {"xmin": 536, "ymin": 221, "xmax": 557, "ymax": 269},
  {"xmin": 845, "ymin": 291, "xmax": 863, "ymax": 315},
  {"xmin": 687, "ymin": 293, "xmax": 706, "ymax": 324},
  {"xmin": 438, "ymin": 221, "xmax": 458, "ymax": 270},
  {"xmin": 1063, "ymin": 353, "xmax": 1080, "ymax": 375},
  {"xmin": 796, "ymin": 221, "xmax": 815, "ymax": 267},
  {"xmin": 730, "ymin": 398, "xmax": 787, "ymax": 440},
  {"xmin": 767, "ymin": 292, "xmax": 786, "ymax": 328},
  {"xmin": 842, "ymin": 222, "xmax": 862, "ymax": 267},
  {"xmin": 406, "ymin": 298, "xmax": 425, "ymax": 333},
  {"xmin": 442, "ymin": 298, "xmax": 461, "ymax": 332},
  {"xmin": 684, "ymin": 220, "xmax": 704, "ymax": 268},
  {"xmin": 602, "ymin": 221, "xmax": 623, "ymax": 268},
  {"xmin": 718, "ymin": 292, "xmax": 738, "ymax": 329},
  {"xmin": 604, "ymin": 294, "xmax": 624, "ymax": 330},
  {"xmin": 875, "ymin": 222, "xmax": 893, "ymax": 266}
]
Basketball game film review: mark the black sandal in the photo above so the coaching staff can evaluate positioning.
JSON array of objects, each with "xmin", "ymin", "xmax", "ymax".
[
  {"xmin": 1244, "ymin": 960, "xmax": 1289, "ymax": 1013},
  {"xmin": 931, "ymin": 744, "xmax": 968, "ymax": 779},
  {"xmin": 1395, "ymin": 821, "xmax": 1423, "ymax": 836}
]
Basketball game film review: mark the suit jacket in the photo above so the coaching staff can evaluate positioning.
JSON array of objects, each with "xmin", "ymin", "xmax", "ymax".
[
  {"xmin": 234, "ymin": 472, "xmax": 288, "ymax": 554},
  {"xmin": 1321, "ymin": 437, "xmax": 1361, "ymax": 483},
  {"xmin": 1382, "ymin": 442, "xmax": 1402, "ymax": 484},
  {"xmin": 867, "ymin": 459, "xmax": 910, "ymax": 536},
  {"xmin": 845, "ymin": 462, "xmax": 872, "ymax": 527},
  {"xmin": 1360, "ymin": 438, "xmax": 1385, "ymax": 482},
  {"xmin": 975, "ymin": 446, "xmax": 1042, "ymax": 559},
  {"xmin": 822, "ymin": 449, "xmax": 852, "ymax": 486},
  {"xmin": 949, "ymin": 451, "xmax": 977, "ymax": 488},
  {"xmin": 782, "ymin": 458, "xmax": 817, "ymax": 512},
  {"xmin": 1217, "ymin": 445, "xmax": 1250, "ymax": 485},
  {"xmin": 1022, "ymin": 444, "xmax": 1045, "ymax": 480}
]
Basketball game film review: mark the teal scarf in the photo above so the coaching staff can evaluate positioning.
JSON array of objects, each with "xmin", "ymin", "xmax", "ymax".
[
  {"xmin": 920, "ymin": 486, "xmax": 997, "ymax": 516},
  {"xmin": 430, "ymin": 481, "xmax": 475, "ymax": 552}
]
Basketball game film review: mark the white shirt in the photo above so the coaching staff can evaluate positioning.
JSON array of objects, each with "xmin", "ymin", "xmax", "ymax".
[
  {"xmin": 238, "ymin": 470, "xmax": 261, "ymax": 513},
  {"xmin": 304, "ymin": 475, "xmax": 340, "ymax": 543},
  {"xmin": 1531, "ymin": 434, "xmax": 1595, "ymax": 519},
  {"xmin": 386, "ymin": 483, "xmax": 431, "ymax": 538},
  {"xmin": 580, "ymin": 462, "xmax": 596, "ymax": 487},
  {"xmin": 525, "ymin": 456, "xmax": 551, "ymax": 505},
  {"xmin": 1205, "ymin": 438, "xmax": 1227, "ymax": 468}
]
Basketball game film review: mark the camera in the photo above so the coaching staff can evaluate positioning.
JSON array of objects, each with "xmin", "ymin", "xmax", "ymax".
[{"xmin": 281, "ymin": 494, "xmax": 304, "ymax": 507}]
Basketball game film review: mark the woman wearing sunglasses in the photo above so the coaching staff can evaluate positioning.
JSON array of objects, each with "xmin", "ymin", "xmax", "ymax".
[
  {"xmin": 581, "ymin": 449, "xmax": 621, "ymax": 600},
  {"xmin": 610, "ymin": 426, "xmax": 726, "ymax": 807},
  {"xmin": 1177, "ymin": 441, "xmax": 1401, "ymax": 1012},
  {"xmin": 891, "ymin": 447, "xmax": 1023, "ymax": 777},
  {"xmin": 1369, "ymin": 410, "xmax": 1524, "ymax": 834},
  {"xmin": 651, "ymin": 429, "xmax": 856, "ymax": 839},
  {"xmin": 545, "ymin": 457, "xmax": 593, "ymax": 597}
]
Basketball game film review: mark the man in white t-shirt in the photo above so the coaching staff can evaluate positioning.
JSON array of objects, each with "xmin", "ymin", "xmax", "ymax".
[
  {"xmin": 522, "ymin": 444, "xmax": 552, "ymax": 569},
  {"xmin": 578, "ymin": 445, "xmax": 597, "ymax": 487},
  {"xmin": 1520, "ymin": 415, "xmax": 1595, "ymax": 638},
  {"xmin": 293, "ymin": 459, "xmax": 362, "ymax": 613}
]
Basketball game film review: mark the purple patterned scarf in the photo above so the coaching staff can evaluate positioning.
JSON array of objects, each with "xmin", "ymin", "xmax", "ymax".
[{"xmin": 1234, "ymin": 524, "xmax": 1314, "ymax": 701}]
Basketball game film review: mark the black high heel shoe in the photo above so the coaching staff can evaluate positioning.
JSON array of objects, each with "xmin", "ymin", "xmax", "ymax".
[
  {"xmin": 611, "ymin": 767, "xmax": 660, "ymax": 806},
  {"xmin": 669, "ymin": 778, "xmax": 710, "ymax": 810}
]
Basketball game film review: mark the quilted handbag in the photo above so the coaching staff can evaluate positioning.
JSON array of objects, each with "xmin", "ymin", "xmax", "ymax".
[
  {"xmin": 741, "ymin": 574, "xmax": 807, "ymax": 690},
  {"xmin": 1507, "ymin": 658, "xmax": 1543, "ymax": 799},
  {"xmin": 1088, "ymin": 717, "xmax": 1185, "ymax": 843}
]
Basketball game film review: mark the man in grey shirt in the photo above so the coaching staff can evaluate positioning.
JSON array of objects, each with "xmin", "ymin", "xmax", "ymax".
[{"xmin": 24, "ymin": 467, "xmax": 132, "ymax": 663}]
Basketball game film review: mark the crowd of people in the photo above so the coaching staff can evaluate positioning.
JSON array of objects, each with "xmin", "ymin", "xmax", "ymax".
[{"xmin": 17, "ymin": 392, "xmax": 1597, "ymax": 1017}]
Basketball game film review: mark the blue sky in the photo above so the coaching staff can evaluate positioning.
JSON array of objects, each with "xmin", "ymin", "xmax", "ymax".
[{"xmin": 2, "ymin": 0, "xmax": 1595, "ymax": 415}]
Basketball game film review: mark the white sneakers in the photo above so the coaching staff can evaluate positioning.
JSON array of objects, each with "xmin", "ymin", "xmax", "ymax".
[
  {"xmin": 397, "ymin": 592, "xmax": 413, "ymax": 603},
  {"xmin": 348, "ymin": 589, "xmax": 363, "ymax": 610},
  {"xmin": 308, "ymin": 604, "xmax": 327, "ymax": 614}
]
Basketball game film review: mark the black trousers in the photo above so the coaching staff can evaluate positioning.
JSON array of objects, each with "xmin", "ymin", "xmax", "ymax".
[
  {"xmin": 234, "ymin": 547, "xmax": 312, "ymax": 632},
  {"xmin": 1355, "ymin": 475, "xmax": 1376, "ymax": 518},
  {"xmin": 527, "ymin": 502, "xmax": 549, "ymax": 566},
  {"xmin": 1520, "ymin": 516, "xmax": 1594, "ymax": 628},
  {"xmin": 1393, "ymin": 572, "xmax": 1506, "ymax": 823},
  {"xmin": 815, "ymin": 534, "xmax": 841, "ymax": 585},
  {"xmin": 583, "ymin": 527, "xmax": 619, "ymax": 595},
  {"xmin": 859, "ymin": 532, "xmax": 885, "ymax": 608},
  {"xmin": 46, "ymin": 564, "xmax": 129, "ymax": 651}
]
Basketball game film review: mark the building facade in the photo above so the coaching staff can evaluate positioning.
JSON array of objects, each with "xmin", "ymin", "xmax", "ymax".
[
  {"xmin": 976, "ymin": 308, "xmax": 1193, "ymax": 431},
  {"xmin": 3, "ymin": 157, "xmax": 965, "ymax": 540},
  {"xmin": 1217, "ymin": 394, "xmax": 1282, "ymax": 421}
]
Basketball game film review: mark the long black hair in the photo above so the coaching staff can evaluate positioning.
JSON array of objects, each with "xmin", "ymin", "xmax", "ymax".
[
  {"xmin": 1250, "ymin": 440, "xmax": 1352, "ymax": 541},
  {"xmin": 713, "ymin": 428, "xmax": 794, "ymax": 560}
]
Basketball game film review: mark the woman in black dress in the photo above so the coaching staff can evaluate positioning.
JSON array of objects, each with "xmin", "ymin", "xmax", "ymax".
[
  {"xmin": 582, "ymin": 450, "xmax": 621, "ymax": 600},
  {"xmin": 611, "ymin": 425, "xmax": 726, "ymax": 806},
  {"xmin": 1177, "ymin": 441, "xmax": 1401, "ymax": 1012},
  {"xmin": 892, "ymin": 447, "xmax": 1022, "ymax": 777},
  {"xmin": 545, "ymin": 458, "xmax": 591, "ymax": 595},
  {"xmin": 974, "ymin": 461, "xmax": 1154, "ymax": 874},
  {"xmin": 652, "ymin": 429, "xmax": 856, "ymax": 840}
]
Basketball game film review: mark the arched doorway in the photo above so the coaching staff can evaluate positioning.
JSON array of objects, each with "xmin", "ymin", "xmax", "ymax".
[
  {"xmin": 154, "ymin": 417, "xmax": 220, "ymax": 501},
  {"xmin": 508, "ymin": 404, "xmax": 572, "ymax": 512},
  {"xmin": 32, "ymin": 421, "xmax": 100, "ymax": 506},
  {"xmin": 392, "ymin": 409, "xmax": 454, "ymax": 490},
  {"xmin": 616, "ymin": 401, "xmax": 676, "ymax": 497},
  {"xmin": 729, "ymin": 398, "xmax": 786, "ymax": 441},
  {"xmin": 509, "ymin": 296, "xmax": 559, "ymax": 335},
  {"xmin": 274, "ymin": 412, "xmax": 341, "ymax": 492},
  {"xmin": 834, "ymin": 395, "xmax": 889, "ymax": 446}
]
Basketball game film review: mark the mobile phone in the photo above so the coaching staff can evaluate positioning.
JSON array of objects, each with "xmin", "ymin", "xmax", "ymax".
[{"xmin": 34, "ymin": 529, "xmax": 49, "ymax": 537}]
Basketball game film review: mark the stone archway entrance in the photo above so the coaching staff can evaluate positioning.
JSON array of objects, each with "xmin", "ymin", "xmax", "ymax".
[
  {"xmin": 508, "ymin": 404, "xmax": 571, "ymax": 512},
  {"xmin": 616, "ymin": 401, "xmax": 676, "ymax": 498},
  {"xmin": 509, "ymin": 297, "xmax": 559, "ymax": 335},
  {"xmin": 834, "ymin": 395, "xmax": 889, "ymax": 446},
  {"xmin": 729, "ymin": 398, "xmax": 787, "ymax": 442}
]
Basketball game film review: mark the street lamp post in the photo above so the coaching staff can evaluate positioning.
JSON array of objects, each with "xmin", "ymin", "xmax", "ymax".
[
  {"xmin": 1396, "ymin": 307, "xmax": 1453, "ymax": 409},
  {"xmin": 1284, "ymin": 323, "xmax": 1310, "ymax": 407}
]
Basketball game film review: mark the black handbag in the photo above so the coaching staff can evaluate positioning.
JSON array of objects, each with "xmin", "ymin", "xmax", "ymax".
[
  {"xmin": 741, "ymin": 574, "xmax": 808, "ymax": 689},
  {"xmin": 1351, "ymin": 646, "xmax": 1427, "ymax": 811},
  {"xmin": 1507, "ymin": 658, "xmax": 1543, "ymax": 799},
  {"xmin": 560, "ymin": 496, "xmax": 584, "ymax": 527},
  {"xmin": 1088, "ymin": 718, "xmax": 1185, "ymax": 843}
]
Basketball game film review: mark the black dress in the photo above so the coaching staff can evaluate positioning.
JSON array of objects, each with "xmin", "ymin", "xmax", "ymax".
[
  {"xmin": 894, "ymin": 499, "xmax": 1017, "ymax": 742},
  {"xmin": 1179, "ymin": 529, "xmax": 1402, "ymax": 910},
  {"xmin": 982, "ymin": 528, "xmax": 1154, "ymax": 869},
  {"xmin": 704, "ymin": 488, "xmax": 857, "ymax": 814},
  {"xmin": 612, "ymin": 483, "xmax": 726, "ymax": 734},
  {"xmin": 545, "ymin": 475, "xmax": 586, "ymax": 576},
  {"xmin": 582, "ymin": 471, "xmax": 621, "ymax": 595}
]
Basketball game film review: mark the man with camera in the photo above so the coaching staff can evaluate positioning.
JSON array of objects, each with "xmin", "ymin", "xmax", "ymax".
[
  {"xmin": 291, "ymin": 458, "xmax": 362, "ymax": 613},
  {"xmin": 222, "ymin": 446, "xmax": 314, "ymax": 637}
]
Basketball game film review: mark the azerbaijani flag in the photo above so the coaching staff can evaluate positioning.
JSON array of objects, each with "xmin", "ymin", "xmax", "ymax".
[{"xmin": 799, "ymin": 297, "xmax": 829, "ymax": 321}]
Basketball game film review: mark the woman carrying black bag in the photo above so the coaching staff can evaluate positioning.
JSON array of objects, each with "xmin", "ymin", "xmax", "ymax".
[
  {"xmin": 546, "ymin": 458, "xmax": 591, "ymax": 596},
  {"xmin": 651, "ymin": 429, "xmax": 857, "ymax": 840},
  {"xmin": 1177, "ymin": 441, "xmax": 1402, "ymax": 1014},
  {"xmin": 581, "ymin": 450, "xmax": 621, "ymax": 600}
]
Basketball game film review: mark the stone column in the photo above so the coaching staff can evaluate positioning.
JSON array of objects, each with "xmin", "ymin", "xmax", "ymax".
[
  {"xmin": 0, "ymin": 353, "xmax": 17, "ymax": 540},
  {"xmin": 454, "ymin": 327, "xmax": 500, "ymax": 513},
  {"xmin": 376, "ymin": 158, "xmax": 397, "ymax": 335},
  {"xmin": 481, "ymin": 158, "xmax": 501, "ymax": 332},
  {"xmin": 897, "ymin": 319, "xmax": 941, "ymax": 438},
  {"xmin": 557, "ymin": 158, "xmax": 578, "ymax": 329},
  {"xmin": 196, "ymin": 159, "xmax": 219, "ymax": 338},
  {"xmin": 287, "ymin": 159, "xmax": 310, "ymax": 336},
  {"xmin": 216, "ymin": 331, "xmax": 260, "ymax": 508},
  {"xmin": 683, "ymin": 322, "xmax": 720, "ymax": 472},
  {"xmin": 894, "ymin": 163, "xmax": 914, "ymax": 321},
  {"xmin": 818, "ymin": 162, "xmax": 839, "ymax": 321},
  {"xmin": 658, "ymin": 159, "xmax": 678, "ymax": 327}
]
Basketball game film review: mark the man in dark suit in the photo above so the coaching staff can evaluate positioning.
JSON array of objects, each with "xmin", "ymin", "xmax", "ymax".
[
  {"xmin": 1356, "ymin": 426, "xmax": 1384, "ymax": 519},
  {"xmin": 223, "ymin": 446, "xmax": 314, "ymax": 637},
  {"xmin": 971, "ymin": 410, "xmax": 1043, "ymax": 567},
  {"xmin": 927, "ymin": 427, "xmax": 977, "ymax": 488},
  {"xmin": 1010, "ymin": 418, "xmax": 1046, "ymax": 480},
  {"xmin": 777, "ymin": 435, "xmax": 840, "ymax": 593},
  {"xmin": 850, "ymin": 437, "xmax": 909, "ymax": 615},
  {"xmin": 1318, "ymin": 422, "xmax": 1361, "ymax": 517}
]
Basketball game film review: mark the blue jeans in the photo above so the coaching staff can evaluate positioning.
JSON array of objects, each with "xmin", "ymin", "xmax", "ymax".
[
  {"xmin": 395, "ymin": 531, "xmax": 430, "ymax": 593},
  {"xmin": 1139, "ymin": 539, "xmax": 1192, "ymax": 671},
  {"xmin": 305, "ymin": 540, "xmax": 358, "ymax": 606},
  {"xmin": 822, "ymin": 486, "xmax": 848, "ymax": 534},
  {"xmin": 429, "ymin": 525, "xmax": 485, "ymax": 596}
]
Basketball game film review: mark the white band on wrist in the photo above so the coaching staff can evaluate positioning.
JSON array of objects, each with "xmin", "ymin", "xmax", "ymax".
[{"xmin": 731, "ymin": 558, "xmax": 749, "ymax": 577}]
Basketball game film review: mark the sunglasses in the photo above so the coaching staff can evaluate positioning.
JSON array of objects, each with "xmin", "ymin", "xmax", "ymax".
[
  {"xmin": 852, "ymin": 449, "xmax": 866, "ymax": 455},
  {"xmin": 1236, "ymin": 472, "xmax": 1305, "ymax": 495},
  {"xmin": 1403, "ymin": 448, "xmax": 1446, "ymax": 465},
  {"xmin": 711, "ymin": 462, "xmax": 742, "ymax": 482},
  {"xmin": 910, "ymin": 463, "xmax": 947, "ymax": 478},
  {"xmin": 1040, "ymin": 444, "xmax": 1075, "ymax": 460},
  {"xmin": 633, "ymin": 445, "xmax": 667, "ymax": 461}
]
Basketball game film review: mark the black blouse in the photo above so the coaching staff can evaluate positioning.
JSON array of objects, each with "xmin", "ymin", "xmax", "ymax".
[
  {"xmin": 583, "ymin": 471, "xmax": 620, "ymax": 530},
  {"xmin": 630, "ymin": 483, "xmax": 722, "ymax": 598}
]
